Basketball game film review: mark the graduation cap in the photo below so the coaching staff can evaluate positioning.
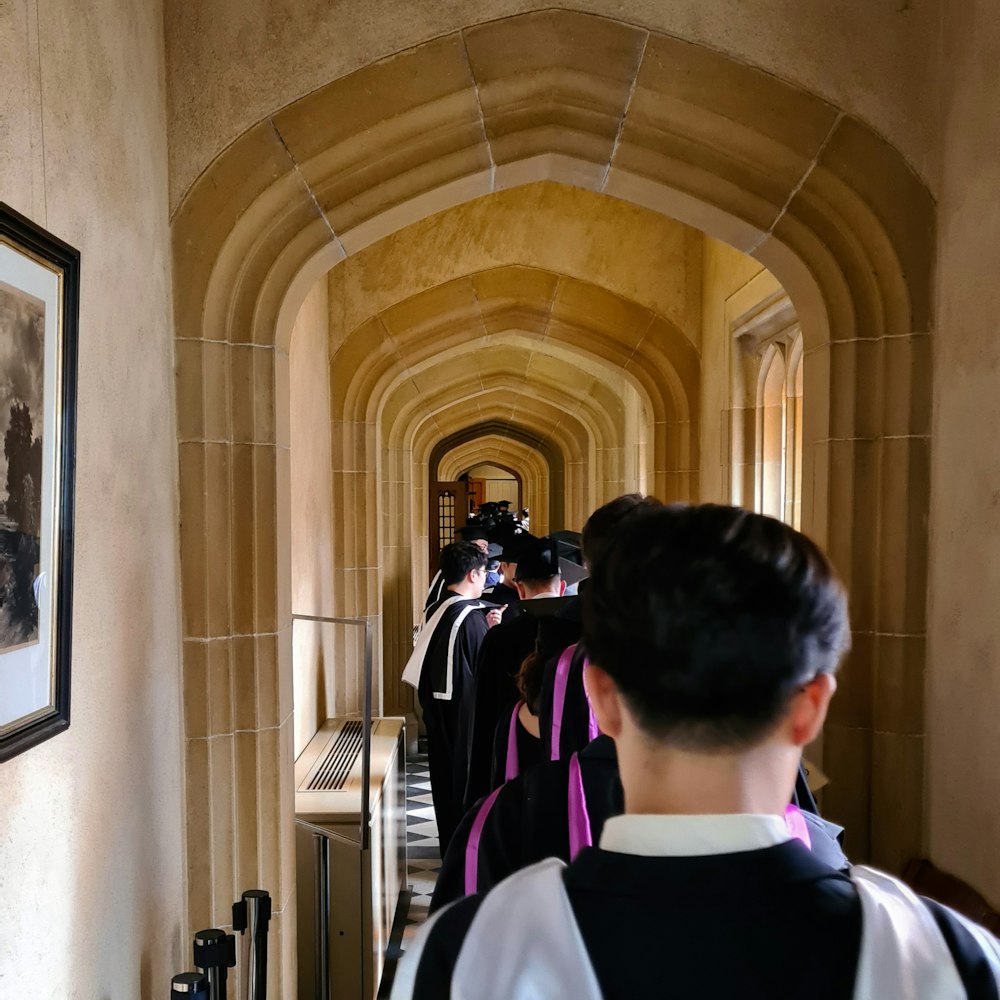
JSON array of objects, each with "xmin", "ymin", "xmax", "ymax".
[
  {"xmin": 514, "ymin": 535, "xmax": 561, "ymax": 582},
  {"xmin": 457, "ymin": 523, "xmax": 490, "ymax": 543},
  {"xmin": 490, "ymin": 526, "xmax": 537, "ymax": 563},
  {"xmin": 545, "ymin": 529, "xmax": 587, "ymax": 586},
  {"xmin": 558, "ymin": 557, "xmax": 589, "ymax": 588},
  {"xmin": 550, "ymin": 529, "xmax": 584, "ymax": 565}
]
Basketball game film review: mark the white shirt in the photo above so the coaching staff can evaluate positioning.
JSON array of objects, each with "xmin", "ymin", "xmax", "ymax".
[{"xmin": 599, "ymin": 812, "xmax": 792, "ymax": 858}]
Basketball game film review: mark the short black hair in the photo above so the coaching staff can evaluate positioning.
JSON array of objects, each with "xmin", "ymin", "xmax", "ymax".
[
  {"xmin": 439, "ymin": 541, "xmax": 487, "ymax": 587},
  {"xmin": 581, "ymin": 494, "xmax": 662, "ymax": 570},
  {"xmin": 582, "ymin": 504, "xmax": 850, "ymax": 751}
]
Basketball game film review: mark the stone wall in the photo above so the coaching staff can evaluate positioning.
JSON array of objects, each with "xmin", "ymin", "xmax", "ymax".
[
  {"xmin": 928, "ymin": 0, "xmax": 1000, "ymax": 906},
  {"xmin": 0, "ymin": 0, "xmax": 185, "ymax": 995},
  {"xmin": 163, "ymin": 0, "xmax": 940, "ymax": 210}
]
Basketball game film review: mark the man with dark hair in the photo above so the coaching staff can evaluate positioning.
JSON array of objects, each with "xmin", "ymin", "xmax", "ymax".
[
  {"xmin": 537, "ymin": 493, "xmax": 661, "ymax": 760},
  {"xmin": 394, "ymin": 505, "xmax": 1000, "ymax": 998},
  {"xmin": 461, "ymin": 534, "xmax": 564, "ymax": 810},
  {"xmin": 422, "ymin": 525, "xmax": 495, "ymax": 618},
  {"xmin": 403, "ymin": 541, "xmax": 503, "ymax": 849},
  {"xmin": 579, "ymin": 491, "xmax": 661, "ymax": 575}
]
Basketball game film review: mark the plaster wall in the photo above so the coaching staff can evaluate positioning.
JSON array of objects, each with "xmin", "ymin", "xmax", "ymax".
[
  {"xmin": 0, "ymin": 0, "xmax": 185, "ymax": 995},
  {"xmin": 163, "ymin": 0, "xmax": 941, "ymax": 212},
  {"xmin": 928, "ymin": 0, "xmax": 1000, "ymax": 906},
  {"xmin": 288, "ymin": 279, "xmax": 337, "ymax": 757},
  {"xmin": 699, "ymin": 237, "xmax": 768, "ymax": 502}
]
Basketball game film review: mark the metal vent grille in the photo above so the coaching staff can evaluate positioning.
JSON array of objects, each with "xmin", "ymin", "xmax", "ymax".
[{"xmin": 308, "ymin": 720, "xmax": 365, "ymax": 791}]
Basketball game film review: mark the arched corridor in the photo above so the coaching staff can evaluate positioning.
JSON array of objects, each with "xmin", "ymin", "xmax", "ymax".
[
  {"xmin": 13, "ymin": 2, "xmax": 1000, "ymax": 996},
  {"xmin": 172, "ymin": 12, "xmax": 933, "ymax": 990}
]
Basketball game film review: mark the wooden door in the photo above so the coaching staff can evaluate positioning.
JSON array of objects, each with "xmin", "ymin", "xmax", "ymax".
[
  {"xmin": 429, "ymin": 480, "xmax": 468, "ymax": 571},
  {"xmin": 466, "ymin": 478, "xmax": 485, "ymax": 514}
]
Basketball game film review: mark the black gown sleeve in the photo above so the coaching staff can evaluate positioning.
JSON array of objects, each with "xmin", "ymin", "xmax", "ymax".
[
  {"xmin": 461, "ymin": 626, "xmax": 510, "ymax": 811},
  {"xmin": 922, "ymin": 898, "xmax": 1000, "ymax": 999},
  {"xmin": 431, "ymin": 780, "xmax": 529, "ymax": 913},
  {"xmin": 430, "ymin": 802, "xmax": 482, "ymax": 913},
  {"xmin": 409, "ymin": 896, "xmax": 484, "ymax": 999}
]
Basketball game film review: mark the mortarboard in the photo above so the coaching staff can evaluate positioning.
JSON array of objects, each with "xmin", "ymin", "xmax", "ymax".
[
  {"xmin": 457, "ymin": 524, "xmax": 490, "ymax": 543},
  {"xmin": 514, "ymin": 535, "xmax": 561, "ymax": 581}
]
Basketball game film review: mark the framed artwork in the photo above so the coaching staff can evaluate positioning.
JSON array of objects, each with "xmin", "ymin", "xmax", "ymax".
[{"xmin": 0, "ymin": 204, "xmax": 78, "ymax": 763}]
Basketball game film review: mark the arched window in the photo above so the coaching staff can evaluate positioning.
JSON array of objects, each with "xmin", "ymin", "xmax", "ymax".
[
  {"xmin": 785, "ymin": 334, "xmax": 804, "ymax": 528},
  {"xmin": 729, "ymin": 290, "xmax": 803, "ymax": 527},
  {"xmin": 757, "ymin": 346, "xmax": 786, "ymax": 519}
]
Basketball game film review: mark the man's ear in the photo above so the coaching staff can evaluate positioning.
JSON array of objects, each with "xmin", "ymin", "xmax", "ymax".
[
  {"xmin": 584, "ymin": 664, "xmax": 623, "ymax": 738},
  {"xmin": 514, "ymin": 580, "xmax": 528, "ymax": 600},
  {"xmin": 786, "ymin": 672, "xmax": 837, "ymax": 747}
]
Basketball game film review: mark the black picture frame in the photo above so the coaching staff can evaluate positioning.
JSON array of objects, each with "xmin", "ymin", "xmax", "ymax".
[{"xmin": 0, "ymin": 203, "xmax": 78, "ymax": 763}]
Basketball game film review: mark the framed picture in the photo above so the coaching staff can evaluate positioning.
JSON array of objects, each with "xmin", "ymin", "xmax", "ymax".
[{"xmin": 0, "ymin": 204, "xmax": 78, "ymax": 763}]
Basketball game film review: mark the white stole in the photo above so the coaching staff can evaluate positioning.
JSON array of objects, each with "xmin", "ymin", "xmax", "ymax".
[
  {"xmin": 851, "ymin": 864, "xmax": 1000, "ymax": 998},
  {"xmin": 401, "ymin": 594, "xmax": 485, "ymax": 697}
]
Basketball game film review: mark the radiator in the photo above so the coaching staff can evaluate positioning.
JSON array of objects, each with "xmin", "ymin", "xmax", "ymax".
[{"xmin": 295, "ymin": 716, "xmax": 407, "ymax": 1000}]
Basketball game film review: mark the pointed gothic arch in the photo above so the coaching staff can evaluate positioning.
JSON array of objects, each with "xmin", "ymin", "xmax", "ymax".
[{"xmin": 172, "ymin": 10, "xmax": 935, "ymax": 977}]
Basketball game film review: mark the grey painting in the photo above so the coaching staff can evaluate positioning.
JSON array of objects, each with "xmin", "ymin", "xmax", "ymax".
[{"xmin": 0, "ymin": 281, "xmax": 43, "ymax": 653}]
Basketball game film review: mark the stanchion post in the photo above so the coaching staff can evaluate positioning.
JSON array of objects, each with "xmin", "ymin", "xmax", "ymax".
[
  {"xmin": 193, "ymin": 927, "xmax": 236, "ymax": 1000},
  {"xmin": 171, "ymin": 972, "xmax": 208, "ymax": 999},
  {"xmin": 233, "ymin": 889, "xmax": 272, "ymax": 1000}
]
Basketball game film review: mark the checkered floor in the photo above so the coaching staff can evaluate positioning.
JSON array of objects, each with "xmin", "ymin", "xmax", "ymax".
[
  {"xmin": 401, "ymin": 750, "xmax": 441, "ymax": 931},
  {"xmin": 378, "ymin": 746, "xmax": 441, "ymax": 996}
]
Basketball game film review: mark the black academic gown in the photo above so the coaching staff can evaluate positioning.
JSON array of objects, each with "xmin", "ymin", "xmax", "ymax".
[
  {"xmin": 421, "ymin": 571, "xmax": 446, "ymax": 619},
  {"xmin": 537, "ymin": 637, "xmax": 589, "ymax": 761},
  {"xmin": 434, "ymin": 736, "xmax": 622, "ymax": 912},
  {"xmin": 484, "ymin": 580, "xmax": 522, "ymax": 621},
  {"xmin": 416, "ymin": 596, "xmax": 491, "ymax": 852},
  {"xmin": 489, "ymin": 701, "xmax": 543, "ymax": 790},
  {"xmin": 433, "ymin": 737, "xmax": 845, "ymax": 913},
  {"xmin": 413, "ymin": 847, "xmax": 997, "ymax": 1000},
  {"xmin": 461, "ymin": 611, "xmax": 540, "ymax": 810}
]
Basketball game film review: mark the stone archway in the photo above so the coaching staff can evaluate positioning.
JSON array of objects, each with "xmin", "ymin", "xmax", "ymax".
[
  {"xmin": 431, "ymin": 421, "xmax": 567, "ymax": 532},
  {"xmin": 172, "ymin": 9, "xmax": 934, "ymax": 991}
]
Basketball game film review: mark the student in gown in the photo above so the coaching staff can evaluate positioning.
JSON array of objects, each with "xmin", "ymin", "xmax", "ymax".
[
  {"xmin": 485, "ymin": 524, "xmax": 534, "ymax": 621},
  {"xmin": 537, "ymin": 494, "xmax": 660, "ymax": 760},
  {"xmin": 461, "ymin": 535, "xmax": 564, "ymax": 811},
  {"xmin": 485, "ymin": 632, "xmax": 549, "ymax": 793},
  {"xmin": 395, "ymin": 505, "xmax": 1000, "ymax": 999},
  {"xmin": 401, "ymin": 541, "xmax": 503, "ymax": 851}
]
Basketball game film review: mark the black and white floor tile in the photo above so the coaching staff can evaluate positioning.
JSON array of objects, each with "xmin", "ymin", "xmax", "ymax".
[
  {"xmin": 402, "ymin": 749, "xmax": 441, "ymax": 932},
  {"xmin": 379, "ymin": 744, "xmax": 441, "ymax": 997}
]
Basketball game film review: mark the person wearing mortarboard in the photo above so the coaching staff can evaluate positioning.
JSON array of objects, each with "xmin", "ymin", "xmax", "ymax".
[
  {"xmin": 460, "ymin": 535, "xmax": 564, "ymax": 813},
  {"xmin": 486, "ymin": 525, "xmax": 534, "ymax": 623}
]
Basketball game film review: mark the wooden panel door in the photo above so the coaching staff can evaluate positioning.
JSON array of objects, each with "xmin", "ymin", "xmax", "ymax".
[{"xmin": 429, "ymin": 480, "xmax": 468, "ymax": 571}]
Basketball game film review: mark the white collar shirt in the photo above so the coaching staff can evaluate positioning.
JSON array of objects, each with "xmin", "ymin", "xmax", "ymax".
[{"xmin": 599, "ymin": 812, "xmax": 793, "ymax": 858}]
